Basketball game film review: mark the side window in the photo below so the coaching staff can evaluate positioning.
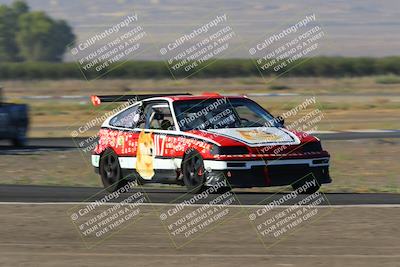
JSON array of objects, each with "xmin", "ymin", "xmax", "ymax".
[
  {"xmin": 109, "ymin": 104, "xmax": 141, "ymax": 128},
  {"xmin": 140, "ymin": 101, "xmax": 175, "ymax": 130}
]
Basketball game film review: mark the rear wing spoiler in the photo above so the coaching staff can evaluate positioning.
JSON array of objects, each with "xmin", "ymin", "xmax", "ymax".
[{"xmin": 90, "ymin": 93, "xmax": 192, "ymax": 106}]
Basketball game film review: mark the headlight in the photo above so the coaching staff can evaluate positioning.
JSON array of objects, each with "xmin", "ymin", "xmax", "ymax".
[{"xmin": 302, "ymin": 141, "xmax": 323, "ymax": 152}]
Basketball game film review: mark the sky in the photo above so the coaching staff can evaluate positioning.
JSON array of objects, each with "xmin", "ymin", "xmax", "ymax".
[{"xmin": 1, "ymin": 0, "xmax": 399, "ymax": 60}]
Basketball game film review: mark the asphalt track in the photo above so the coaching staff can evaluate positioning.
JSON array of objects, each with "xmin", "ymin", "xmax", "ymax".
[
  {"xmin": 1, "ymin": 184, "xmax": 400, "ymax": 205},
  {"xmin": 1, "ymin": 132, "xmax": 400, "ymax": 205}
]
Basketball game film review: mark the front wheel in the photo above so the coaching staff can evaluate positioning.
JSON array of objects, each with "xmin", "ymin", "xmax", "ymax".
[
  {"xmin": 182, "ymin": 149, "xmax": 206, "ymax": 194},
  {"xmin": 100, "ymin": 149, "xmax": 127, "ymax": 192}
]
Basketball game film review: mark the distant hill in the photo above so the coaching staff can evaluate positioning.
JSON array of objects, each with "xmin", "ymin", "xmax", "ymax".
[{"xmin": 1, "ymin": 0, "xmax": 399, "ymax": 60}]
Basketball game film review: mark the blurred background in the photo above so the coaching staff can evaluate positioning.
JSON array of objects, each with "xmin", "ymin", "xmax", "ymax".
[{"xmin": 0, "ymin": 0, "xmax": 399, "ymax": 192}]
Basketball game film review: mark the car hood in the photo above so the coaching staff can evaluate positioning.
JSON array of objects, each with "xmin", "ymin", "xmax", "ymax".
[{"xmin": 204, "ymin": 127, "xmax": 301, "ymax": 147}]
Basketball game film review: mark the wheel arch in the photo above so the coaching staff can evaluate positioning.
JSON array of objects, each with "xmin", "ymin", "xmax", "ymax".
[
  {"xmin": 98, "ymin": 146, "xmax": 118, "ymax": 159},
  {"xmin": 180, "ymin": 147, "xmax": 201, "ymax": 170}
]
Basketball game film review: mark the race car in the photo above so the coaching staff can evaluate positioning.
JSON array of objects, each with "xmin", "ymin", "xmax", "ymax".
[
  {"xmin": 0, "ymin": 87, "xmax": 29, "ymax": 146},
  {"xmin": 91, "ymin": 93, "xmax": 331, "ymax": 193}
]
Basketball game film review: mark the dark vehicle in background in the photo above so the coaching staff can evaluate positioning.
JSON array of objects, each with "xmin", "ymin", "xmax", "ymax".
[{"xmin": 0, "ymin": 88, "xmax": 29, "ymax": 146}]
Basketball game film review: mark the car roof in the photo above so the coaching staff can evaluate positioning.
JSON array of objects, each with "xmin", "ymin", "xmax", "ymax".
[{"xmin": 165, "ymin": 94, "xmax": 246, "ymax": 101}]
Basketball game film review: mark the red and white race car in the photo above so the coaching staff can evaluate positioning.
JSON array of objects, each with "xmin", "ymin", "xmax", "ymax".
[{"xmin": 91, "ymin": 93, "xmax": 331, "ymax": 193}]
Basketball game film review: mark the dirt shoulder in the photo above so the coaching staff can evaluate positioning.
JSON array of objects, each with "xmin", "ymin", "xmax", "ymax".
[{"xmin": 0, "ymin": 204, "xmax": 399, "ymax": 267}]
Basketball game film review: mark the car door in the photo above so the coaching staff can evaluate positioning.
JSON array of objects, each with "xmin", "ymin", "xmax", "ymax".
[
  {"xmin": 136, "ymin": 100, "xmax": 178, "ymax": 181},
  {"xmin": 107, "ymin": 102, "xmax": 143, "ymax": 157}
]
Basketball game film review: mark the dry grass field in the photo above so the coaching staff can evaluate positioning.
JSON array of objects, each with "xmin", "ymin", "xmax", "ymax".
[
  {"xmin": 2, "ymin": 76, "xmax": 400, "ymax": 137},
  {"xmin": 0, "ymin": 76, "xmax": 399, "ymax": 192}
]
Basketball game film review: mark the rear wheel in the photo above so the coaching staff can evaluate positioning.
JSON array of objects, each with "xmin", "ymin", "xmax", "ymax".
[
  {"xmin": 182, "ymin": 150, "xmax": 206, "ymax": 194},
  {"xmin": 100, "ymin": 149, "xmax": 127, "ymax": 192}
]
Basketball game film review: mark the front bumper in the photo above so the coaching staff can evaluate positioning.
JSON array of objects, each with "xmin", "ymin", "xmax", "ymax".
[{"xmin": 204, "ymin": 158, "xmax": 331, "ymax": 188}]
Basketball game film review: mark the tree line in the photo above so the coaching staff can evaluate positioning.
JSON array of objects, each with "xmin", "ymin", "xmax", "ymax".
[
  {"xmin": 0, "ymin": 0, "xmax": 75, "ymax": 62},
  {"xmin": 0, "ymin": 1, "xmax": 399, "ymax": 79},
  {"xmin": 0, "ymin": 57, "xmax": 399, "ymax": 80}
]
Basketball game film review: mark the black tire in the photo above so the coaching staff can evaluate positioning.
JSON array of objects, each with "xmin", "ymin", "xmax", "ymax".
[
  {"xmin": 291, "ymin": 178, "xmax": 320, "ymax": 194},
  {"xmin": 182, "ymin": 149, "xmax": 206, "ymax": 194},
  {"xmin": 12, "ymin": 127, "xmax": 27, "ymax": 147},
  {"xmin": 100, "ymin": 149, "xmax": 127, "ymax": 192}
]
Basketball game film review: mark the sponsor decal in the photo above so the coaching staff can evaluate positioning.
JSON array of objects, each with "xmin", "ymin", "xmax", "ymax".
[
  {"xmin": 136, "ymin": 131, "xmax": 155, "ymax": 180},
  {"xmin": 153, "ymin": 134, "xmax": 166, "ymax": 156},
  {"xmin": 238, "ymin": 129, "xmax": 282, "ymax": 142},
  {"xmin": 208, "ymin": 127, "xmax": 298, "ymax": 146},
  {"xmin": 117, "ymin": 135, "xmax": 125, "ymax": 148}
]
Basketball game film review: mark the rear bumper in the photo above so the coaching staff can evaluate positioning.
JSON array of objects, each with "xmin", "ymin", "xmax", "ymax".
[{"xmin": 204, "ymin": 157, "xmax": 331, "ymax": 188}]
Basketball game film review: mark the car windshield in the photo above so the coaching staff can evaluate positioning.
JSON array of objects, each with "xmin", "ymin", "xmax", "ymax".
[{"xmin": 173, "ymin": 98, "xmax": 279, "ymax": 131}]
